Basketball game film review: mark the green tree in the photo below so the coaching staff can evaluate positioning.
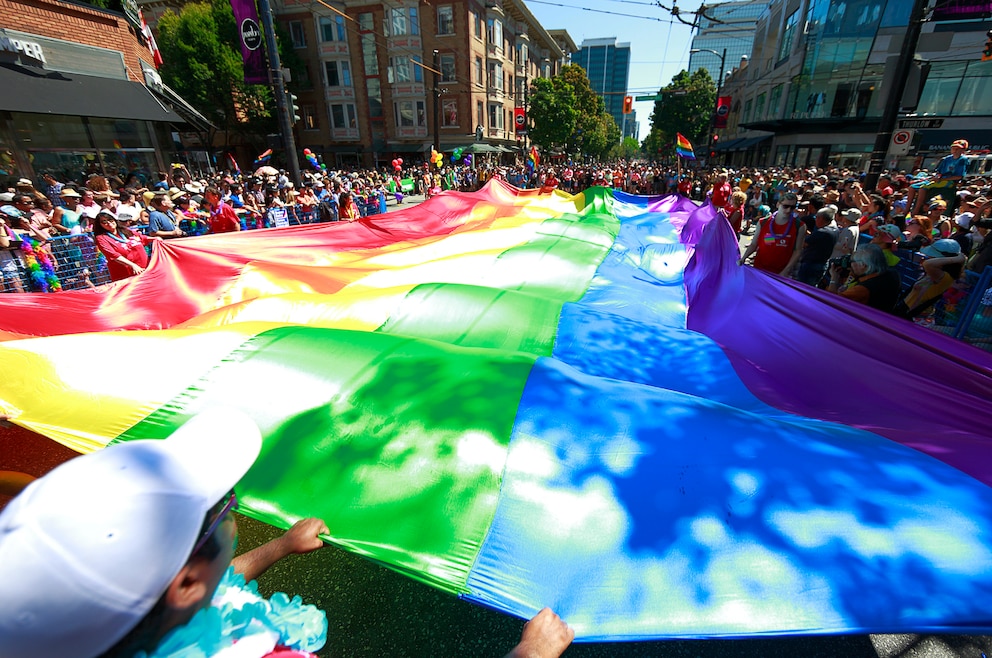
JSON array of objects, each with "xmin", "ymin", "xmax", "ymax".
[
  {"xmin": 646, "ymin": 69, "xmax": 716, "ymax": 157},
  {"xmin": 610, "ymin": 136, "xmax": 641, "ymax": 160},
  {"xmin": 156, "ymin": 0, "xmax": 303, "ymax": 150},
  {"xmin": 527, "ymin": 76, "xmax": 578, "ymax": 149}
]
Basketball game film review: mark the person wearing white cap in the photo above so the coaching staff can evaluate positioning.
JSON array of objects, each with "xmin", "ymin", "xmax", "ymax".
[
  {"xmin": 0, "ymin": 409, "xmax": 329, "ymax": 658},
  {"xmin": 0, "ymin": 411, "xmax": 576, "ymax": 658}
]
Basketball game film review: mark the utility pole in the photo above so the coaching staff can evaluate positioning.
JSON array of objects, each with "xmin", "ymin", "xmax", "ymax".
[
  {"xmin": 432, "ymin": 49, "xmax": 441, "ymax": 153},
  {"xmin": 523, "ymin": 57, "xmax": 529, "ymax": 156},
  {"xmin": 690, "ymin": 47, "xmax": 726, "ymax": 162},
  {"xmin": 257, "ymin": 0, "xmax": 301, "ymax": 185},
  {"xmin": 864, "ymin": 0, "xmax": 929, "ymax": 191}
]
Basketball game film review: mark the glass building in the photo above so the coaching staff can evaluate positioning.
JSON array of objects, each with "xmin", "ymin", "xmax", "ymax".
[
  {"xmin": 688, "ymin": 0, "xmax": 766, "ymax": 87},
  {"xmin": 574, "ymin": 37, "xmax": 631, "ymax": 135}
]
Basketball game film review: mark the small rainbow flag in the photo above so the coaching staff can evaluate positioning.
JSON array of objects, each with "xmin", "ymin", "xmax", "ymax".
[
  {"xmin": 676, "ymin": 133, "xmax": 695, "ymax": 160},
  {"xmin": 528, "ymin": 146, "xmax": 540, "ymax": 168}
]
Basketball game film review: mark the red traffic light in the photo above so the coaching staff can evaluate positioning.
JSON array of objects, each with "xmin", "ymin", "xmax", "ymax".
[{"xmin": 622, "ymin": 96, "xmax": 633, "ymax": 114}]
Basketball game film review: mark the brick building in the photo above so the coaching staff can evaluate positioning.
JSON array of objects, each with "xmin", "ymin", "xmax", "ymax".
[
  {"xmin": 268, "ymin": 0, "xmax": 566, "ymax": 168},
  {"xmin": 0, "ymin": 0, "xmax": 200, "ymax": 185}
]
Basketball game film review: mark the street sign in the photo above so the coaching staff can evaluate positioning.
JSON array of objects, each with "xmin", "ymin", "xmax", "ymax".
[
  {"xmin": 634, "ymin": 95, "xmax": 659, "ymax": 101},
  {"xmin": 899, "ymin": 118, "xmax": 943, "ymax": 129},
  {"xmin": 634, "ymin": 90, "xmax": 687, "ymax": 101},
  {"xmin": 890, "ymin": 129, "xmax": 915, "ymax": 156}
]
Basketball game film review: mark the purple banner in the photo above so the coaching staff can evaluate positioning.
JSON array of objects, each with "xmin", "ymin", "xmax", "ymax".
[
  {"xmin": 932, "ymin": 0, "xmax": 992, "ymax": 20},
  {"xmin": 230, "ymin": 0, "xmax": 267, "ymax": 84}
]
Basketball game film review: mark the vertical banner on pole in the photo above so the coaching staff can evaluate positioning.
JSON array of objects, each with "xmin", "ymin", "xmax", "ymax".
[
  {"xmin": 715, "ymin": 96, "xmax": 732, "ymax": 129},
  {"xmin": 514, "ymin": 107, "xmax": 526, "ymax": 134},
  {"xmin": 230, "ymin": 0, "xmax": 267, "ymax": 84}
]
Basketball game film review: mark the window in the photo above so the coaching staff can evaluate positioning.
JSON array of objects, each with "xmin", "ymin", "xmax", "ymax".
[
  {"xmin": 302, "ymin": 104, "xmax": 318, "ymax": 130},
  {"xmin": 319, "ymin": 15, "xmax": 345, "ymax": 42},
  {"xmin": 410, "ymin": 8, "xmax": 419, "ymax": 35},
  {"xmin": 325, "ymin": 60, "xmax": 352, "ymax": 87},
  {"xmin": 289, "ymin": 21, "xmax": 306, "ymax": 48},
  {"xmin": 488, "ymin": 62, "xmax": 503, "ymax": 91},
  {"xmin": 442, "ymin": 98, "xmax": 458, "ymax": 126},
  {"xmin": 778, "ymin": 10, "xmax": 798, "ymax": 62},
  {"xmin": 742, "ymin": 99, "xmax": 753, "ymax": 123},
  {"xmin": 754, "ymin": 92, "xmax": 766, "ymax": 120},
  {"xmin": 387, "ymin": 7, "xmax": 417, "ymax": 36},
  {"xmin": 389, "ymin": 56, "xmax": 413, "ymax": 83},
  {"xmin": 330, "ymin": 103, "xmax": 357, "ymax": 129},
  {"xmin": 518, "ymin": 43, "xmax": 528, "ymax": 67},
  {"xmin": 361, "ymin": 34, "xmax": 378, "ymax": 75},
  {"xmin": 487, "ymin": 18, "xmax": 502, "ymax": 50},
  {"xmin": 488, "ymin": 103, "xmax": 504, "ymax": 130},
  {"xmin": 475, "ymin": 57, "xmax": 483, "ymax": 86},
  {"xmin": 412, "ymin": 56, "xmax": 424, "ymax": 83},
  {"xmin": 440, "ymin": 54, "xmax": 456, "ymax": 83},
  {"xmin": 358, "ymin": 12, "xmax": 373, "ymax": 31},
  {"xmin": 954, "ymin": 60, "xmax": 992, "ymax": 116},
  {"xmin": 394, "ymin": 100, "xmax": 426, "ymax": 127},
  {"xmin": 474, "ymin": 12, "xmax": 483, "ymax": 39},
  {"xmin": 367, "ymin": 79, "xmax": 383, "ymax": 118},
  {"xmin": 768, "ymin": 84, "xmax": 783, "ymax": 119},
  {"xmin": 477, "ymin": 100, "xmax": 484, "ymax": 128},
  {"xmin": 437, "ymin": 5, "xmax": 454, "ymax": 35},
  {"xmin": 917, "ymin": 61, "xmax": 966, "ymax": 116}
]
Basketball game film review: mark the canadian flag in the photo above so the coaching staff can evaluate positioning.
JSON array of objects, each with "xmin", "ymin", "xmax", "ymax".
[{"xmin": 139, "ymin": 10, "xmax": 163, "ymax": 68}]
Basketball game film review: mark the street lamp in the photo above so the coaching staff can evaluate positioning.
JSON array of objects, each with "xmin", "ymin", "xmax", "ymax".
[{"xmin": 690, "ymin": 48, "xmax": 727, "ymax": 161}]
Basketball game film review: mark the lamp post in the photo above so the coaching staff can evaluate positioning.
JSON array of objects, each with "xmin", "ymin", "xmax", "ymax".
[{"xmin": 690, "ymin": 48, "xmax": 727, "ymax": 161}]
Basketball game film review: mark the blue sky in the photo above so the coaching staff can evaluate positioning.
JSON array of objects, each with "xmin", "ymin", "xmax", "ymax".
[{"xmin": 525, "ymin": 0, "xmax": 705, "ymax": 139}]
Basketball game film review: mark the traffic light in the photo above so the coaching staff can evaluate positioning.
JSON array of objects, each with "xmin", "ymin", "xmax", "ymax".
[
  {"xmin": 983, "ymin": 30, "xmax": 992, "ymax": 62},
  {"xmin": 622, "ymin": 95, "xmax": 633, "ymax": 114},
  {"xmin": 287, "ymin": 91, "xmax": 301, "ymax": 125}
]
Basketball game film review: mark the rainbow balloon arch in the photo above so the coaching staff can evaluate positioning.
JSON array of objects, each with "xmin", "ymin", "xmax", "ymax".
[{"xmin": 1, "ymin": 181, "xmax": 991, "ymax": 641}]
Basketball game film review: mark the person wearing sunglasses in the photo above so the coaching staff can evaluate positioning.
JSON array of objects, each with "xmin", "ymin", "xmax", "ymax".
[
  {"xmin": 0, "ymin": 410, "xmax": 575, "ymax": 658},
  {"xmin": 738, "ymin": 192, "xmax": 807, "ymax": 277},
  {"xmin": 0, "ymin": 410, "xmax": 331, "ymax": 658}
]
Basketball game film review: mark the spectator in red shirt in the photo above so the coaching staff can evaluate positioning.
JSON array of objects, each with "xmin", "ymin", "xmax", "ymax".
[
  {"xmin": 203, "ymin": 186, "xmax": 242, "ymax": 234},
  {"xmin": 710, "ymin": 170, "xmax": 732, "ymax": 210},
  {"xmin": 93, "ymin": 211, "xmax": 158, "ymax": 281}
]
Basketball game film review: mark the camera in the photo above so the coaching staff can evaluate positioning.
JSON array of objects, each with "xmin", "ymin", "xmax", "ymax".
[{"xmin": 829, "ymin": 254, "xmax": 852, "ymax": 270}]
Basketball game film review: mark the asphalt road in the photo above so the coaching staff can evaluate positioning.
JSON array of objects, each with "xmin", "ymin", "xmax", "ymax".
[{"xmin": 238, "ymin": 515, "xmax": 992, "ymax": 658}]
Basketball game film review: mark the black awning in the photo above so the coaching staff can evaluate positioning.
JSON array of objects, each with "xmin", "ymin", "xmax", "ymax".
[
  {"xmin": 731, "ymin": 135, "xmax": 772, "ymax": 151},
  {"xmin": 0, "ymin": 63, "xmax": 180, "ymax": 122},
  {"xmin": 385, "ymin": 142, "xmax": 430, "ymax": 153},
  {"xmin": 713, "ymin": 138, "xmax": 744, "ymax": 152}
]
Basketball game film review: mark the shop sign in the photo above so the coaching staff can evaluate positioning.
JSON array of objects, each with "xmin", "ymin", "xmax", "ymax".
[{"xmin": 0, "ymin": 32, "xmax": 46, "ymax": 64}]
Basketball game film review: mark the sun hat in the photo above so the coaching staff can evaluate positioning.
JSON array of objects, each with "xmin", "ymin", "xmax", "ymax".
[
  {"xmin": 952, "ymin": 139, "xmax": 969, "ymax": 149},
  {"xmin": 0, "ymin": 408, "xmax": 262, "ymax": 658},
  {"xmin": 921, "ymin": 238, "xmax": 962, "ymax": 259}
]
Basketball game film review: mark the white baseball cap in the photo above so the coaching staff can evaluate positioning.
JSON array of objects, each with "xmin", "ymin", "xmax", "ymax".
[{"xmin": 0, "ymin": 408, "xmax": 262, "ymax": 658}]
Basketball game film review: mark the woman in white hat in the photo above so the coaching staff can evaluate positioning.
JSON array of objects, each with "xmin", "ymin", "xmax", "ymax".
[{"xmin": 51, "ymin": 188, "xmax": 84, "ymax": 235}]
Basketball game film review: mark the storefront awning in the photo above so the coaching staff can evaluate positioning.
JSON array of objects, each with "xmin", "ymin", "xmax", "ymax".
[
  {"xmin": 712, "ymin": 138, "xmax": 744, "ymax": 152},
  {"xmin": 385, "ymin": 143, "xmax": 431, "ymax": 153},
  {"xmin": 0, "ymin": 63, "xmax": 180, "ymax": 122},
  {"xmin": 731, "ymin": 135, "xmax": 772, "ymax": 151}
]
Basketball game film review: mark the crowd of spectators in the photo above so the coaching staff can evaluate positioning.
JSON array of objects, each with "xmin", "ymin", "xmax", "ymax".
[{"xmin": 3, "ymin": 155, "xmax": 991, "ymax": 342}]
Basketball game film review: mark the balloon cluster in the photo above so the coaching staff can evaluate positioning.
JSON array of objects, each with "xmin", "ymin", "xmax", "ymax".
[
  {"xmin": 463, "ymin": 153, "xmax": 472, "ymax": 166},
  {"xmin": 303, "ymin": 148, "xmax": 321, "ymax": 170},
  {"xmin": 430, "ymin": 148, "xmax": 444, "ymax": 169},
  {"xmin": 450, "ymin": 147, "xmax": 465, "ymax": 163},
  {"xmin": 391, "ymin": 157, "xmax": 404, "ymax": 172}
]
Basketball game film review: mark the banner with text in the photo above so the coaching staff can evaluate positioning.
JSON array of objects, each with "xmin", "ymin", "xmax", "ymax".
[
  {"xmin": 230, "ymin": 0, "xmax": 267, "ymax": 84},
  {"xmin": 715, "ymin": 96, "xmax": 732, "ymax": 129}
]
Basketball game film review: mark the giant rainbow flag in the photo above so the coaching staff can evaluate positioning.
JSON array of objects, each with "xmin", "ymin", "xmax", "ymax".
[{"xmin": 2, "ymin": 181, "xmax": 992, "ymax": 640}]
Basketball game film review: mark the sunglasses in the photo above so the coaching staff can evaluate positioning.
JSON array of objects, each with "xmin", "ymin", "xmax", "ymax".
[
  {"xmin": 192, "ymin": 489, "xmax": 238, "ymax": 555},
  {"xmin": 781, "ymin": 204, "xmax": 796, "ymax": 209}
]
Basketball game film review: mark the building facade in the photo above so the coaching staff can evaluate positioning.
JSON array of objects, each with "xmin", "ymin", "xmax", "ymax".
[
  {"xmin": 687, "ymin": 0, "xmax": 765, "ymax": 86},
  {"xmin": 574, "ymin": 37, "xmax": 633, "ymax": 139},
  {"xmin": 714, "ymin": 0, "xmax": 992, "ymax": 172},
  {"xmin": 0, "ymin": 0, "xmax": 192, "ymax": 186},
  {"xmin": 266, "ymin": 0, "xmax": 564, "ymax": 168}
]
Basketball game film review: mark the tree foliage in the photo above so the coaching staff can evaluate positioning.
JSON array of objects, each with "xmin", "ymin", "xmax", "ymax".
[
  {"xmin": 528, "ymin": 64, "xmax": 621, "ymax": 159},
  {"xmin": 527, "ymin": 77, "xmax": 578, "ymax": 149},
  {"xmin": 156, "ymin": 0, "xmax": 303, "ymax": 147},
  {"xmin": 644, "ymin": 69, "xmax": 716, "ymax": 158}
]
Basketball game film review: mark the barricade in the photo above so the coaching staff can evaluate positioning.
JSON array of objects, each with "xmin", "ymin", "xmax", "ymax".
[{"xmin": 1, "ymin": 234, "xmax": 112, "ymax": 293}]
